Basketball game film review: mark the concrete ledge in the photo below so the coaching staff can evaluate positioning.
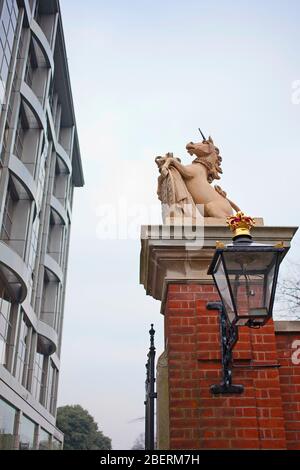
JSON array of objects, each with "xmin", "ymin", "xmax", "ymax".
[
  {"xmin": 30, "ymin": 19, "xmax": 55, "ymax": 71},
  {"xmin": 8, "ymin": 154, "xmax": 38, "ymax": 217},
  {"xmin": 20, "ymin": 81, "xmax": 47, "ymax": 131},
  {"xmin": 274, "ymin": 321, "xmax": 300, "ymax": 333},
  {"xmin": 21, "ymin": 300, "xmax": 58, "ymax": 354},
  {"xmin": 46, "ymin": 102, "xmax": 72, "ymax": 175},
  {"xmin": 0, "ymin": 241, "xmax": 29, "ymax": 302},
  {"xmin": 44, "ymin": 253, "xmax": 63, "ymax": 283},
  {"xmin": 140, "ymin": 224, "xmax": 298, "ymax": 305},
  {"xmin": 37, "ymin": 319, "xmax": 58, "ymax": 349},
  {"xmin": 50, "ymin": 195, "xmax": 68, "ymax": 226},
  {"xmin": 56, "ymin": 142, "xmax": 72, "ymax": 174}
]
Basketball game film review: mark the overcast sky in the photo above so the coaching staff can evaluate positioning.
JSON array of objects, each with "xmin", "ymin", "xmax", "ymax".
[{"xmin": 58, "ymin": 0, "xmax": 300, "ymax": 449}]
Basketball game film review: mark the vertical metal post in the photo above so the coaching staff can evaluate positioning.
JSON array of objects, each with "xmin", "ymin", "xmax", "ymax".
[{"xmin": 144, "ymin": 324, "xmax": 157, "ymax": 450}]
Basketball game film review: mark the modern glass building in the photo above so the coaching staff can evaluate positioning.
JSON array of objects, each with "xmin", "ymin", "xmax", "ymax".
[{"xmin": 0, "ymin": 0, "xmax": 84, "ymax": 449}]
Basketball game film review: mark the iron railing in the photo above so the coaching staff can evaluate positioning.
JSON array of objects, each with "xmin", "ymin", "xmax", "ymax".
[{"xmin": 144, "ymin": 324, "xmax": 157, "ymax": 450}]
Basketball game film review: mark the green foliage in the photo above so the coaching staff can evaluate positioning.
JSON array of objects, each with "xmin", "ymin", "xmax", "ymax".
[{"xmin": 56, "ymin": 405, "xmax": 112, "ymax": 450}]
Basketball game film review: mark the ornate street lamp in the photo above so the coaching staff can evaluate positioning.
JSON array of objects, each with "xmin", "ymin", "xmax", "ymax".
[{"xmin": 207, "ymin": 212, "xmax": 288, "ymax": 395}]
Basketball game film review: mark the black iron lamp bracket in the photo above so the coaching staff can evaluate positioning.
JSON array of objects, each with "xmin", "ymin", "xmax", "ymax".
[{"xmin": 206, "ymin": 302, "xmax": 244, "ymax": 395}]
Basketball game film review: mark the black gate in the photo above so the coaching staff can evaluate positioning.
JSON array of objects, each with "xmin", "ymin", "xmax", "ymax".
[{"xmin": 144, "ymin": 324, "xmax": 157, "ymax": 450}]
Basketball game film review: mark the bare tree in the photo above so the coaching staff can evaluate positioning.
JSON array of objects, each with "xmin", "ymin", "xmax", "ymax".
[
  {"xmin": 131, "ymin": 433, "xmax": 145, "ymax": 450},
  {"xmin": 276, "ymin": 261, "xmax": 300, "ymax": 319}
]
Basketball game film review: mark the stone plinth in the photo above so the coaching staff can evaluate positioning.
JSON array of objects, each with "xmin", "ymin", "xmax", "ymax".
[
  {"xmin": 140, "ymin": 224, "xmax": 297, "ymax": 312},
  {"xmin": 140, "ymin": 224, "xmax": 300, "ymax": 450}
]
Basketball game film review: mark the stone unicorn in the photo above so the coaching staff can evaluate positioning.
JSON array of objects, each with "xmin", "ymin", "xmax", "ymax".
[{"xmin": 156, "ymin": 136, "xmax": 240, "ymax": 222}]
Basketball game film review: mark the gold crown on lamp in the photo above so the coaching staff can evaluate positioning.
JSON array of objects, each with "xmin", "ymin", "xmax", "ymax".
[{"xmin": 227, "ymin": 211, "xmax": 255, "ymax": 239}]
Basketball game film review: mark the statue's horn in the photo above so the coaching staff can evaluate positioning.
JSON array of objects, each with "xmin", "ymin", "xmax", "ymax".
[{"xmin": 198, "ymin": 128, "xmax": 206, "ymax": 141}]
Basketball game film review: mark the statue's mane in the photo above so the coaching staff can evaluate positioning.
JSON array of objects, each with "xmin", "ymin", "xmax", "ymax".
[{"xmin": 193, "ymin": 145, "xmax": 223, "ymax": 183}]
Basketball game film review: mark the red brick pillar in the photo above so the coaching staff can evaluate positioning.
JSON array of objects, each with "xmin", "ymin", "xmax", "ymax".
[
  {"xmin": 140, "ymin": 223, "xmax": 298, "ymax": 450},
  {"xmin": 166, "ymin": 283, "xmax": 287, "ymax": 450}
]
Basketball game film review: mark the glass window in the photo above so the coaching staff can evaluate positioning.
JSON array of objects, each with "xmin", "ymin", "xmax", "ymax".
[
  {"xmin": 0, "ymin": 183, "xmax": 16, "ymax": 241},
  {"xmin": 1, "ymin": 2, "xmax": 10, "ymax": 32},
  {"xmin": 24, "ymin": 44, "xmax": 35, "ymax": 88},
  {"xmin": 54, "ymin": 166, "xmax": 69, "ymax": 206},
  {"xmin": 14, "ymin": 113, "xmax": 25, "ymax": 159},
  {"xmin": 0, "ymin": 286, "xmax": 12, "ymax": 368},
  {"xmin": 45, "ymin": 361, "xmax": 54, "ymax": 411},
  {"xmin": 6, "ymin": 0, "xmax": 12, "ymax": 13},
  {"xmin": 0, "ymin": 55, "xmax": 8, "ymax": 85},
  {"xmin": 68, "ymin": 182, "xmax": 74, "ymax": 208},
  {"xmin": 32, "ymin": 351, "xmax": 43, "ymax": 401},
  {"xmin": 0, "ymin": 77, "xmax": 5, "ymax": 106},
  {"xmin": 0, "ymin": 24, "xmax": 5, "ymax": 49},
  {"xmin": 28, "ymin": 214, "xmax": 40, "ymax": 305},
  {"xmin": 50, "ymin": 369, "xmax": 58, "ymax": 416},
  {"xmin": 0, "ymin": 122, "xmax": 9, "ymax": 162},
  {"xmin": 52, "ymin": 437, "xmax": 62, "ymax": 450},
  {"xmin": 7, "ymin": 19, "xmax": 14, "ymax": 52},
  {"xmin": 45, "ymin": 360, "xmax": 58, "ymax": 415},
  {"xmin": 33, "ymin": 0, "xmax": 40, "ymax": 21},
  {"xmin": 41, "ymin": 278, "xmax": 60, "ymax": 330},
  {"xmin": 0, "ymin": 397, "xmax": 16, "ymax": 450},
  {"xmin": 38, "ymin": 428, "xmax": 51, "ymax": 450},
  {"xmin": 54, "ymin": 284, "xmax": 62, "ymax": 332},
  {"xmin": 14, "ymin": 313, "xmax": 30, "ymax": 385},
  {"xmin": 11, "ymin": 6, "xmax": 17, "ymax": 30},
  {"xmin": 19, "ymin": 415, "xmax": 35, "ymax": 450},
  {"xmin": 0, "ymin": 0, "xmax": 18, "ymax": 88},
  {"xmin": 32, "ymin": 337, "xmax": 47, "ymax": 404}
]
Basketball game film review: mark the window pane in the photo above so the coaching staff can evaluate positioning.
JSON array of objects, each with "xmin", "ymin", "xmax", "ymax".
[
  {"xmin": 0, "ymin": 397, "xmax": 16, "ymax": 450},
  {"xmin": 32, "ymin": 350, "xmax": 44, "ymax": 402},
  {"xmin": 0, "ymin": 78, "xmax": 5, "ymax": 106},
  {"xmin": 0, "ymin": 289, "xmax": 12, "ymax": 367},
  {"xmin": 1, "ymin": 2, "xmax": 10, "ymax": 32},
  {"xmin": 0, "ymin": 184, "xmax": 14, "ymax": 241},
  {"xmin": 52, "ymin": 437, "xmax": 62, "ymax": 450},
  {"xmin": 38, "ymin": 428, "xmax": 51, "ymax": 450},
  {"xmin": 19, "ymin": 415, "xmax": 35, "ymax": 450},
  {"xmin": 213, "ymin": 256, "xmax": 235, "ymax": 323},
  {"xmin": 15, "ymin": 314, "xmax": 29, "ymax": 384},
  {"xmin": 1, "ymin": 55, "xmax": 8, "ymax": 83}
]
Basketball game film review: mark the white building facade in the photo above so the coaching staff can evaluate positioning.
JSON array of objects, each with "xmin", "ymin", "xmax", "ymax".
[{"xmin": 0, "ymin": 0, "xmax": 84, "ymax": 449}]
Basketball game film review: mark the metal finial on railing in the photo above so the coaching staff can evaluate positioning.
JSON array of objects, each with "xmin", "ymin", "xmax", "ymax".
[{"xmin": 149, "ymin": 324, "xmax": 155, "ymax": 349}]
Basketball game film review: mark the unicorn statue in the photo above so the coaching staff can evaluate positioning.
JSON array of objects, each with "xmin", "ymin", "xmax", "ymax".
[{"xmin": 155, "ymin": 135, "xmax": 240, "ymax": 224}]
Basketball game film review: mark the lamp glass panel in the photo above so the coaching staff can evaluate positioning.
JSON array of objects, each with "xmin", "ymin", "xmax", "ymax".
[
  {"xmin": 213, "ymin": 256, "xmax": 235, "ymax": 323},
  {"xmin": 222, "ymin": 250, "xmax": 278, "ymax": 321},
  {"xmin": 265, "ymin": 262, "xmax": 276, "ymax": 313}
]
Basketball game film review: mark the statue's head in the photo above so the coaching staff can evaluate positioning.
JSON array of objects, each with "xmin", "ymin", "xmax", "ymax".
[
  {"xmin": 186, "ymin": 136, "xmax": 222, "ymax": 183},
  {"xmin": 186, "ymin": 136, "xmax": 216, "ymax": 156}
]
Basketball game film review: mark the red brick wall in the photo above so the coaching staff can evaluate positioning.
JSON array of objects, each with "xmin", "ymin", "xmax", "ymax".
[
  {"xmin": 165, "ymin": 283, "xmax": 300, "ymax": 450},
  {"xmin": 276, "ymin": 333, "xmax": 300, "ymax": 449}
]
